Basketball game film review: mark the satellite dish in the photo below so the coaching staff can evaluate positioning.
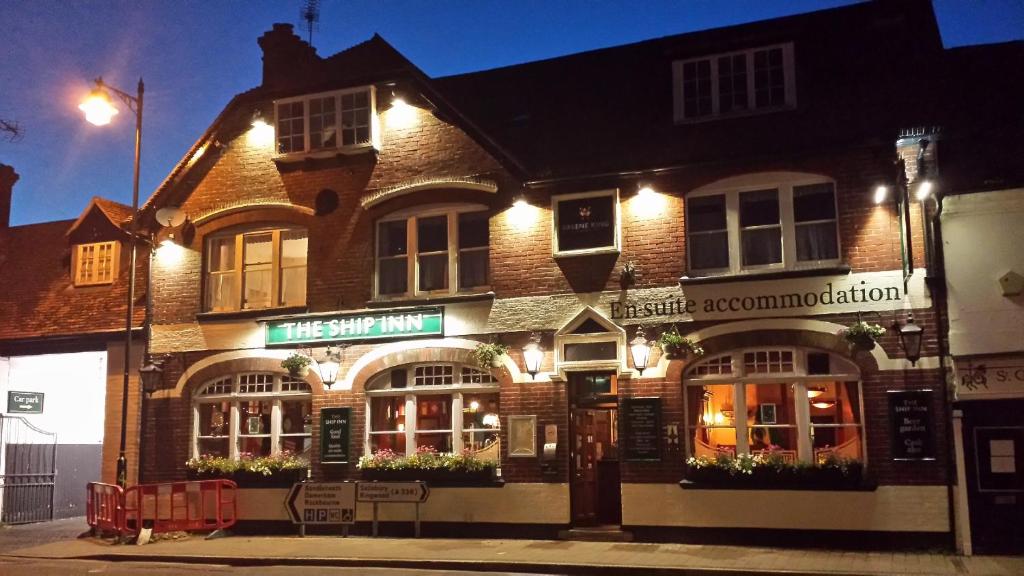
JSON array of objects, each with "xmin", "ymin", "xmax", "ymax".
[{"xmin": 155, "ymin": 206, "xmax": 186, "ymax": 227}]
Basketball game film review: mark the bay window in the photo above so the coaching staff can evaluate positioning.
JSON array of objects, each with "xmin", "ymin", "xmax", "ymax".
[
  {"xmin": 686, "ymin": 174, "xmax": 839, "ymax": 275},
  {"xmin": 192, "ymin": 373, "xmax": 312, "ymax": 459},
  {"xmin": 204, "ymin": 227, "xmax": 307, "ymax": 312},
  {"xmin": 275, "ymin": 86, "xmax": 376, "ymax": 155},
  {"xmin": 376, "ymin": 207, "xmax": 489, "ymax": 297},
  {"xmin": 685, "ymin": 348, "xmax": 863, "ymax": 464},
  {"xmin": 366, "ymin": 364, "xmax": 500, "ymax": 462}
]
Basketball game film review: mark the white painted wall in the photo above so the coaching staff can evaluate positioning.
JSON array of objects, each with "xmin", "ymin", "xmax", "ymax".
[
  {"xmin": 941, "ymin": 189, "xmax": 1024, "ymax": 356},
  {"xmin": 0, "ymin": 351, "xmax": 108, "ymax": 443}
]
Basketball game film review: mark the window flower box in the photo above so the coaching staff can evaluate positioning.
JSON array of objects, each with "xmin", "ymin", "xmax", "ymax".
[
  {"xmin": 358, "ymin": 447, "xmax": 499, "ymax": 486},
  {"xmin": 186, "ymin": 453, "xmax": 308, "ymax": 488},
  {"xmin": 682, "ymin": 453, "xmax": 867, "ymax": 491}
]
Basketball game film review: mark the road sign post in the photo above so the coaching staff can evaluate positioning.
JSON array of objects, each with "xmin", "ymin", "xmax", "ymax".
[
  {"xmin": 285, "ymin": 481, "xmax": 356, "ymax": 537},
  {"xmin": 356, "ymin": 481, "xmax": 430, "ymax": 537}
]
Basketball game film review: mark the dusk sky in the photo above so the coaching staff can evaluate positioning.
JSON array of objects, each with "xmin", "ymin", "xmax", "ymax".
[{"xmin": 3, "ymin": 0, "xmax": 1022, "ymax": 226}]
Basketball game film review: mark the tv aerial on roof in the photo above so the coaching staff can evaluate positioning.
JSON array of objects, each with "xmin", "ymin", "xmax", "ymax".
[{"xmin": 300, "ymin": 0, "xmax": 320, "ymax": 46}]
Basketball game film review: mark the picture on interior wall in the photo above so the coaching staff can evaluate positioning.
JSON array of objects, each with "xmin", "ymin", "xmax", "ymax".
[
  {"xmin": 760, "ymin": 403, "xmax": 777, "ymax": 425},
  {"xmin": 508, "ymin": 415, "xmax": 537, "ymax": 457}
]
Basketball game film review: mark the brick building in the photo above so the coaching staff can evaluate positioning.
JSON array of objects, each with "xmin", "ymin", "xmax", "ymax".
[
  {"xmin": 0, "ymin": 163, "xmax": 146, "ymax": 521},
  {"xmin": 136, "ymin": 1, "xmax": 966, "ymax": 546}
]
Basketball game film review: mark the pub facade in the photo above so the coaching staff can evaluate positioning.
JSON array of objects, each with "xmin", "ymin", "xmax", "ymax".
[{"xmin": 139, "ymin": 1, "xmax": 959, "ymax": 546}]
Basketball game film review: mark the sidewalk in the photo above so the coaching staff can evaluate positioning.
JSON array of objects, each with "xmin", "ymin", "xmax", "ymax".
[{"xmin": 3, "ymin": 532, "xmax": 1023, "ymax": 576}]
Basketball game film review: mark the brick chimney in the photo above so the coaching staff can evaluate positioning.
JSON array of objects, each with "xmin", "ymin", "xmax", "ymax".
[
  {"xmin": 0, "ymin": 163, "xmax": 18, "ymax": 228},
  {"xmin": 257, "ymin": 23, "xmax": 319, "ymax": 90}
]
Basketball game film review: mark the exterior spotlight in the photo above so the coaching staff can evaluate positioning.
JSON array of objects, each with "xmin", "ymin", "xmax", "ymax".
[
  {"xmin": 251, "ymin": 109, "xmax": 268, "ymax": 129},
  {"xmin": 513, "ymin": 194, "xmax": 528, "ymax": 208},
  {"xmin": 317, "ymin": 346, "xmax": 343, "ymax": 389},
  {"xmin": 638, "ymin": 184, "xmax": 656, "ymax": 197},
  {"xmin": 522, "ymin": 333, "xmax": 544, "ymax": 380},
  {"xmin": 873, "ymin": 185, "xmax": 888, "ymax": 205},
  {"xmin": 629, "ymin": 327, "xmax": 652, "ymax": 376},
  {"xmin": 895, "ymin": 314, "xmax": 924, "ymax": 366},
  {"xmin": 915, "ymin": 180, "xmax": 933, "ymax": 201}
]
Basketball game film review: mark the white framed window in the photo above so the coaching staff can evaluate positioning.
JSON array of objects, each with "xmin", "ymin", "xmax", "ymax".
[
  {"xmin": 274, "ymin": 86, "xmax": 377, "ymax": 156},
  {"xmin": 375, "ymin": 205, "xmax": 490, "ymax": 298},
  {"xmin": 192, "ymin": 373, "xmax": 312, "ymax": 460},
  {"xmin": 673, "ymin": 43, "xmax": 796, "ymax": 122},
  {"xmin": 686, "ymin": 173, "xmax": 840, "ymax": 275},
  {"xmin": 552, "ymin": 189, "xmax": 621, "ymax": 257},
  {"xmin": 365, "ymin": 363, "xmax": 500, "ymax": 462},
  {"xmin": 74, "ymin": 241, "xmax": 118, "ymax": 286},
  {"xmin": 684, "ymin": 348, "xmax": 864, "ymax": 465},
  {"xmin": 204, "ymin": 227, "xmax": 307, "ymax": 312}
]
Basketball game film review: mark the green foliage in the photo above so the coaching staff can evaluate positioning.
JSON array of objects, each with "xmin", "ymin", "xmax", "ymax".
[
  {"xmin": 471, "ymin": 342, "xmax": 508, "ymax": 369},
  {"xmin": 843, "ymin": 321, "xmax": 887, "ymax": 350},
  {"xmin": 656, "ymin": 331, "xmax": 704, "ymax": 357},
  {"xmin": 357, "ymin": 446, "xmax": 497, "ymax": 472},
  {"xmin": 186, "ymin": 451, "xmax": 308, "ymax": 477},
  {"xmin": 280, "ymin": 353, "xmax": 312, "ymax": 373},
  {"xmin": 685, "ymin": 452, "xmax": 864, "ymax": 488}
]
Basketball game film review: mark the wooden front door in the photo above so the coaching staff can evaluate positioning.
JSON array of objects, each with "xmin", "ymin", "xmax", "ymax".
[{"xmin": 571, "ymin": 407, "xmax": 621, "ymax": 526}]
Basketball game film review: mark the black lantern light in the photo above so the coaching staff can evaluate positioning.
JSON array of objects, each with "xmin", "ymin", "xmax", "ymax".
[
  {"xmin": 138, "ymin": 355, "xmax": 165, "ymax": 396},
  {"xmin": 522, "ymin": 332, "xmax": 544, "ymax": 380},
  {"xmin": 629, "ymin": 327, "xmax": 652, "ymax": 376},
  {"xmin": 895, "ymin": 314, "xmax": 924, "ymax": 366}
]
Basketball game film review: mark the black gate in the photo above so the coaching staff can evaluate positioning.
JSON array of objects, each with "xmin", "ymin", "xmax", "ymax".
[{"xmin": 0, "ymin": 415, "xmax": 57, "ymax": 524}]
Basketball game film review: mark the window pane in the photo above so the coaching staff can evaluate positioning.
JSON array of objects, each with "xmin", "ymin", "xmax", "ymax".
[
  {"xmin": 417, "ymin": 216, "xmax": 448, "ymax": 253},
  {"xmin": 239, "ymin": 400, "xmax": 271, "ymax": 435},
  {"xmin": 378, "ymin": 220, "xmax": 407, "ymax": 257},
  {"xmin": 208, "ymin": 237, "xmax": 235, "ymax": 272},
  {"xmin": 689, "ymin": 231, "xmax": 729, "ymax": 270},
  {"xmin": 458, "ymin": 249, "xmax": 488, "ymax": 289},
  {"xmin": 741, "ymin": 228, "xmax": 782, "ymax": 266},
  {"xmin": 244, "ymin": 233, "xmax": 273, "ymax": 265},
  {"xmin": 370, "ymin": 397, "xmax": 404, "ymax": 432},
  {"xmin": 281, "ymin": 399, "xmax": 312, "ymax": 435},
  {"xmin": 198, "ymin": 402, "xmax": 231, "ymax": 438},
  {"xmin": 796, "ymin": 222, "xmax": 839, "ymax": 261},
  {"xmin": 811, "ymin": 383, "xmax": 863, "ymax": 463},
  {"xmin": 279, "ymin": 436, "xmax": 312, "ymax": 457},
  {"xmin": 718, "ymin": 53, "xmax": 748, "ymax": 114},
  {"xmin": 682, "ymin": 59, "xmax": 712, "ymax": 118},
  {"xmin": 746, "ymin": 383, "xmax": 799, "ymax": 457},
  {"xmin": 379, "ymin": 259, "xmax": 408, "ymax": 295},
  {"xmin": 739, "ymin": 189, "xmax": 779, "ymax": 227},
  {"xmin": 206, "ymin": 272, "xmax": 236, "ymax": 310},
  {"xmin": 458, "ymin": 212, "xmax": 488, "ymax": 248},
  {"xmin": 281, "ymin": 230, "xmax": 307, "ymax": 266},
  {"xmin": 370, "ymin": 434, "xmax": 406, "ymax": 453},
  {"xmin": 463, "ymin": 394, "xmax": 500, "ymax": 431},
  {"xmin": 563, "ymin": 341, "xmax": 617, "ymax": 361},
  {"xmin": 243, "ymin": 269, "xmax": 272, "ymax": 309},
  {"xmin": 276, "ymin": 101, "xmax": 305, "ymax": 154},
  {"xmin": 687, "ymin": 195, "xmax": 726, "ymax": 232},
  {"xmin": 793, "ymin": 183, "xmax": 836, "ymax": 222},
  {"xmin": 416, "ymin": 433, "xmax": 453, "ymax": 453},
  {"xmin": 418, "ymin": 254, "xmax": 448, "ymax": 291},
  {"xmin": 416, "ymin": 396, "xmax": 452, "ymax": 431},
  {"xmin": 754, "ymin": 47, "xmax": 786, "ymax": 108},
  {"xmin": 309, "ymin": 96, "xmax": 336, "ymax": 150},
  {"xmin": 280, "ymin": 266, "xmax": 307, "ymax": 306},
  {"xmin": 197, "ymin": 438, "xmax": 229, "ymax": 458},
  {"xmin": 685, "ymin": 383, "xmax": 737, "ymax": 458}
]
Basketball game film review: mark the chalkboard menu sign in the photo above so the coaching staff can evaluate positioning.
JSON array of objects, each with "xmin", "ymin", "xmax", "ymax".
[
  {"xmin": 320, "ymin": 407, "xmax": 351, "ymax": 464},
  {"xmin": 888, "ymin": 390, "xmax": 935, "ymax": 461},
  {"xmin": 623, "ymin": 397, "xmax": 661, "ymax": 461}
]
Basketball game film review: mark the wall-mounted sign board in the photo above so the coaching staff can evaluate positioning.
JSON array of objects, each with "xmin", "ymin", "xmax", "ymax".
[
  {"xmin": 888, "ymin": 389, "xmax": 936, "ymax": 461},
  {"xmin": 7, "ymin": 391, "xmax": 43, "ymax": 414},
  {"xmin": 623, "ymin": 397, "xmax": 661, "ymax": 461},
  {"xmin": 265, "ymin": 307, "xmax": 443, "ymax": 346},
  {"xmin": 320, "ymin": 407, "xmax": 351, "ymax": 464}
]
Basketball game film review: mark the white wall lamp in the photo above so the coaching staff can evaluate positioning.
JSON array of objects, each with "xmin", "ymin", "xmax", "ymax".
[
  {"xmin": 316, "ymin": 345, "xmax": 344, "ymax": 389},
  {"xmin": 522, "ymin": 333, "xmax": 544, "ymax": 380},
  {"xmin": 629, "ymin": 326, "xmax": 652, "ymax": 376}
]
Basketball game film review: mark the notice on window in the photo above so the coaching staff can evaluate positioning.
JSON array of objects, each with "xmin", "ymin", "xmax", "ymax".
[
  {"xmin": 888, "ymin": 390, "xmax": 935, "ymax": 461},
  {"xmin": 623, "ymin": 397, "xmax": 662, "ymax": 461},
  {"xmin": 320, "ymin": 407, "xmax": 351, "ymax": 464}
]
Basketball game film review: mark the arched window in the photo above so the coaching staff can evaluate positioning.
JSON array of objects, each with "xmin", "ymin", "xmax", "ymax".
[
  {"xmin": 365, "ymin": 363, "xmax": 500, "ymax": 462},
  {"xmin": 192, "ymin": 373, "xmax": 312, "ymax": 460},
  {"xmin": 684, "ymin": 347, "xmax": 863, "ymax": 464},
  {"xmin": 204, "ymin": 226, "xmax": 308, "ymax": 311}
]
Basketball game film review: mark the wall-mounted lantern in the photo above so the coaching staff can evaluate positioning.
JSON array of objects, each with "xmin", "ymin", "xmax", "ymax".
[{"xmin": 522, "ymin": 333, "xmax": 544, "ymax": 380}]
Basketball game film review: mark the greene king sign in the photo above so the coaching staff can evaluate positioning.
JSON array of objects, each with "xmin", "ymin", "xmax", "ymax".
[{"xmin": 266, "ymin": 307, "xmax": 443, "ymax": 345}]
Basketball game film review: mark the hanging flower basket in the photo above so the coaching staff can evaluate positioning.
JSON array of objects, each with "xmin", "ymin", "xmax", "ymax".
[
  {"xmin": 281, "ymin": 353, "xmax": 312, "ymax": 377},
  {"xmin": 843, "ymin": 321, "xmax": 886, "ymax": 352},
  {"xmin": 656, "ymin": 330, "xmax": 703, "ymax": 360},
  {"xmin": 471, "ymin": 342, "xmax": 508, "ymax": 370}
]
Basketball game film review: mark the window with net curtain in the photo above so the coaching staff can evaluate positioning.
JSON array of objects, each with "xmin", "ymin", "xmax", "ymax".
[
  {"xmin": 205, "ymin": 227, "xmax": 307, "ymax": 312},
  {"xmin": 686, "ymin": 175, "xmax": 839, "ymax": 275},
  {"xmin": 376, "ymin": 207, "xmax": 489, "ymax": 297},
  {"xmin": 366, "ymin": 364, "xmax": 501, "ymax": 463}
]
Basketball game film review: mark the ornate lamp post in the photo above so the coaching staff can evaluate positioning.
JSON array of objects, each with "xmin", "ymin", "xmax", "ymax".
[{"xmin": 80, "ymin": 77, "xmax": 144, "ymax": 488}]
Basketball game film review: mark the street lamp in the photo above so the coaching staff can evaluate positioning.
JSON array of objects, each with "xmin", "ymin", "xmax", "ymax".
[
  {"xmin": 895, "ymin": 314, "xmax": 924, "ymax": 366},
  {"xmin": 522, "ymin": 333, "xmax": 544, "ymax": 380},
  {"xmin": 629, "ymin": 327, "xmax": 652, "ymax": 376},
  {"xmin": 80, "ymin": 76, "xmax": 144, "ymax": 488}
]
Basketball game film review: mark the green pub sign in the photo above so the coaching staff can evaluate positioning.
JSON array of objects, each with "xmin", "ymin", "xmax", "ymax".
[
  {"xmin": 7, "ymin": 391, "xmax": 44, "ymax": 414},
  {"xmin": 266, "ymin": 307, "xmax": 443, "ymax": 346},
  {"xmin": 320, "ymin": 407, "xmax": 351, "ymax": 464}
]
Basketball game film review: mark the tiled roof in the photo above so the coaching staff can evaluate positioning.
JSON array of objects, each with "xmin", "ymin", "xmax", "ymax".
[{"xmin": 0, "ymin": 219, "xmax": 145, "ymax": 343}]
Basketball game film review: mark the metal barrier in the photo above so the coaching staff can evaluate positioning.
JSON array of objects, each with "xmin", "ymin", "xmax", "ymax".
[
  {"xmin": 123, "ymin": 479, "xmax": 238, "ymax": 536},
  {"xmin": 86, "ymin": 482, "xmax": 125, "ymax": 536}
]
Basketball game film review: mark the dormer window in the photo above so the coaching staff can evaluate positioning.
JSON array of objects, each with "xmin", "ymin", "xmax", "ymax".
[
  {"xmin": 673, "ymin": 43, "xmax": 795, "ymax": 122},
  {"xmin": 74, "ymin": 241, "xmax": 117, "ymax": 286},
  {"xmin": 275, "ymin": 86, "xmax": 377, "ymax": 156}
]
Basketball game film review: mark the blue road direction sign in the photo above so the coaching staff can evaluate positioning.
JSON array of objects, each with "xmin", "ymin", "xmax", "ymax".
[
  {"xmin": 286, "ymin": 482, "xmax": 356, "ymax": 525},
  {"xmin": 7, "ymin": 391, "xmax": 43, "ymax": 414}
]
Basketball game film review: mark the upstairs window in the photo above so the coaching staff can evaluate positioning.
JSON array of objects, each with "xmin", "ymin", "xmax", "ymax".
[
  {"xmin": 275, "ymin": 86, "xmax": 376, "ymax": 155},
  {"xmin": 376, "ymin": 207, "xmax": 489, "ymax": 298},
  {"xmin": 74, "ymin": 241, "xmax": 117, "ymax": 286},
  {"xmin": 673, "ymin": 43, "xmax": 795, "ymax": 122},
  {"xmin": 686, "ymin": 174, "xmax": 839, "ymax": 275},
  {"xmin": 205, "ymin": 227, "xmax": 307, "ymax": 312}
]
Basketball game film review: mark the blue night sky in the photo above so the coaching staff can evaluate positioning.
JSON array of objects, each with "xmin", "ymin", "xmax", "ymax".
[{"xmin": 2, "ymin": 1, "xmax": 1022, "ymax": 226}]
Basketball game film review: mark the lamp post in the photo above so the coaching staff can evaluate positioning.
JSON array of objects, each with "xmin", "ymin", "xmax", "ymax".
[{"xmin": 80, "ymin": 77, "xmax": 144, "ymax": 488}]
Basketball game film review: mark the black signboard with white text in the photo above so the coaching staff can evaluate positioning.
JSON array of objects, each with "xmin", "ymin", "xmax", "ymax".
[
  {"xmin": 320, "ymin": 407, "xmax": 351, "ymax": 464},
  {"xmin": 623, "ymin": 397, "xmax": 661, "ymax": 461},
  {"xmin": 888, "ymin": 390, "xmax": 935, "ymax": 461},
  {"xmin": 555, "ymin": 193, "xmax": 616, "ymax": 252},
  {"xmin": 7, "ymin": 391, "xmax": 43, "ymax": 414}
]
